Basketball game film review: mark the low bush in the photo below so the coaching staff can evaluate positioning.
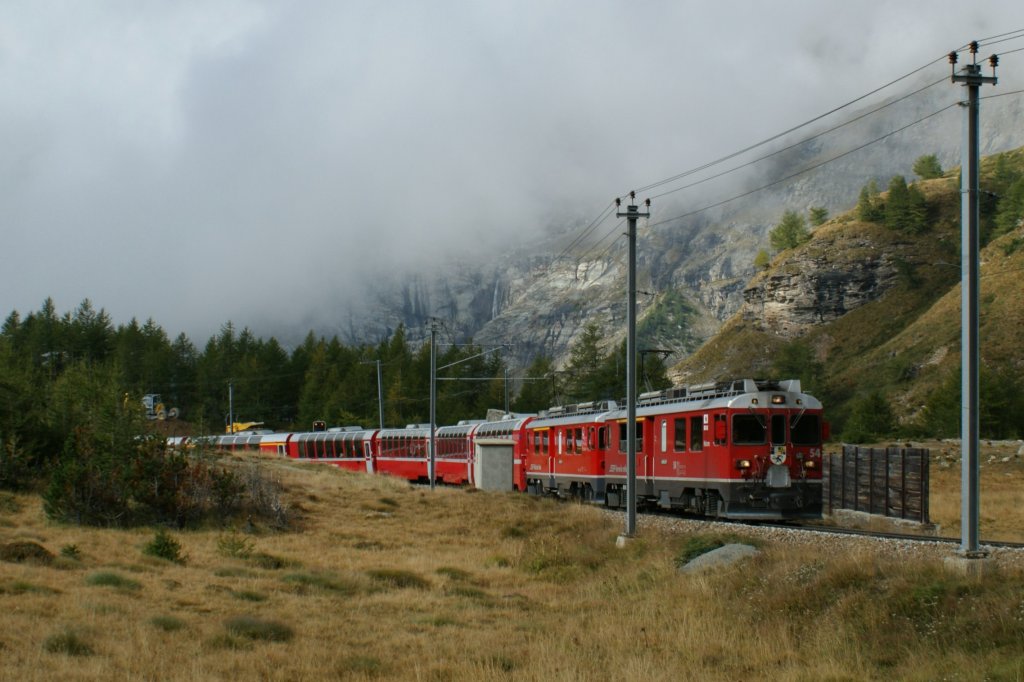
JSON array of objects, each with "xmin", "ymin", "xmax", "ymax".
[
  {"xmin": 224, "ymin": 616, "xmax": 293, "ymax": 642},
  {"xmin": 149, "ymin": 615, "xmax": 186, "ymax": 632},
  {"xmin": 282, "ymin": 572, "xmax": 360, "ymax": 596},
  {"xmin": 43, "ymin": 629, "xmax": 94, "ymax": 657},
  {"xmin": 367, "ymin": 569, "xmax": 431, "ymax": 590},
  {"xmin": 216, "ymin": 532, "xmax": 255, "ymax": 559},
  {"xmin": 85, "ymin": 572, "xmax": 141, "ymax": 591},
  {"xmin": 143, "ymin": 529, "xmax": 186, "ymax": 564}
]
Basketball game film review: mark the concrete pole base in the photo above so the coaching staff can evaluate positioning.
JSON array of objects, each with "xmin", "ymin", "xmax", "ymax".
[{"xmin": 944, "ymin": 553, "xmax": 993, "ymax": 578}]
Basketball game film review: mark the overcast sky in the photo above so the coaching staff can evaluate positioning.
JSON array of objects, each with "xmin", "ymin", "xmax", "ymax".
[{"xmin": 3, "ymin": 1, "xmax": 1023, "ymax": 344}]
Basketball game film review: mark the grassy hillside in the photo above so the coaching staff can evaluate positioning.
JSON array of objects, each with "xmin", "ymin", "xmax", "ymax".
[
  {"xmin": 672, "ymin": 147, "xmax": 1024, "ymax": 435},
  {"xmin": 2, "ymin": 452, "xmax": 1024, "ymax": 680}
]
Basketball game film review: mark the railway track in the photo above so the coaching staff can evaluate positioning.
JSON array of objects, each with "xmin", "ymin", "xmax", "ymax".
[
  {"xmin": 602, "ymin": 505, "xmax": 1024, "ymax": 554},
  {"xmin": 757, "ymin": 521, "xmax": 1024, "ymax": 550}
]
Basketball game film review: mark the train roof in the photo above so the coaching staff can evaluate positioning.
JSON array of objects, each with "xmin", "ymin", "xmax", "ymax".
[
  {"xmin": 529, "ymin": 400, "xmax": 619, "ymax": 428},
  {"xmin": 292, "ymin": 429, "xmax": 377, "ymax": 440},
  {"xmin": 474, "ymin": 415, "xmax": 534, "ymax": 437},
  {"xmin": 435, "ymin": 423, "xmax": 478, "ymax": 437},
  {"xmin": 622, "ymin": 378, "xmax": 823, "ymax": 417},
  {"xmin": 377, "ymin": 426, "xmax": 430, "ymax": 438}
]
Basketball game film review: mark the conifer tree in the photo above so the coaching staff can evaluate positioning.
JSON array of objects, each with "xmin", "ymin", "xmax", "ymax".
[
  {"xmin": 857, "ymin": 180, "xmax": 885, "ymax": 222},
  {"xmin": 808, "ymin": 206, "xmax": 829, "ymax": 226},
  {"xmin": 769, "ymin": 210, "xmax": 810, "ymax": 251},
  {"xmin": 912, "ymin": 154, "xmax": 943, "ymax": 180}
]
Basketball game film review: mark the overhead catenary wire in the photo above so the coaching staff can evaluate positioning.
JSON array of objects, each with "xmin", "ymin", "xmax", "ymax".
[
  {"xmin": 627, "ymin": 54, "xmax": 958, "ymax": 199},
  {"xmin": 645, "ymin": 102, "xmax": 960, "ymax": 230},
  {"xmin": 552, "ymin": 31, "xmax": 1024, "ymax": 268},
  {"xmin": 648, "ymin": 75, "xmax": 951, "ymax": 201},
  {"xmin": 977, "ymin": 30, "xmax": 1024, "ymax": 49}
]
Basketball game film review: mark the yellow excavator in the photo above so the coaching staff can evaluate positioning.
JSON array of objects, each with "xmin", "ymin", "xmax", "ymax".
[
  {"xmin": 225, "ymin": 421, "xmax": 268, "ymax": 434},
  {"xmin": 141, "ymin": 394, "xmax": 179, "ymax": 420}
]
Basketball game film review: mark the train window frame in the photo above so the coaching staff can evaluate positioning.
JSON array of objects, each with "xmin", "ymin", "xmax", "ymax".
[
  {"xmin": 689, "ymin": 415, "xmax": 703, "ymax": 452},
  {"xmin": 618, "ymin": 421, "xmax": 643, "ymax": 453},
  {"xmin": 673, "ymin": 417, "xmax": 687, "ymax": 452}
]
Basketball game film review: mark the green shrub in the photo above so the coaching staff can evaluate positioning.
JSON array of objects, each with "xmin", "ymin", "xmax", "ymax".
[
  {"xmin": 216, "ymin": 532, "xmax": 255, "ymax": 559},
  {"xmin": 43, "ymin": 629, "xmax": 94, "ymax": 656},
  {"xmin": 149, "ymin": 615, "xmax": 186, "ymax": 632},
  {"xmin": 59, "ymin": 544, "xmax": 82, "ymax": 560},
  {"xmin": 367, "ymin": 569, "xmax": 431, "ymax": 590},
  {"xmin": 435, "ymin": 566, "xmax": 473, "ymax": 581},
  {"xmin": 224, "ymin": 616, "xmax": 293, "ymax": 642},
  {"xmin": 86, "ymin": 571, "xmax": 141, "ymax": 591},
  {"xmin": 676, "ymin": 533, "xmax": 759, "ymax": 566},
  {"xmin": 283, "ymin": 572, "xmax": 360, "ymax": 595},
  {"xmin": 231, "ymin": 590, "xmax": 267, "ymax": 602},
  {"xmin": 143, "ymin": 529, "xmax": 186, "ymax": 564},
  {"xmin": 250, "ymin": 552, "xmax": 294, "ymax": 570}
]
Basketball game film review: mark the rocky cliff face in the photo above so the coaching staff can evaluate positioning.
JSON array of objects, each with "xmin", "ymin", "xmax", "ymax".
[{"xmin": 741, "ymin": 239, "xmax": 898, "ymax": 338}]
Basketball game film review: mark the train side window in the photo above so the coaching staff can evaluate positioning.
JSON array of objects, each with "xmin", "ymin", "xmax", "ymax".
[
  {"xmin": 689, "ymin": 416, "xmax": 703, "ymax": 452},
  {"xmin": 673, "ymin": 417, "xmax": 686, "ymax": 452},
  {"xmin": 619, "ymin": 421, "xmax": 643, "ymax": 452},
  {"xmin": 533, "ymin": 431, "xmax": 541, "ymax": 454},
  {"xmin": 542, "ymin": 431, "xmax": 549, "ymax": 455},
  {"xmin": 598, "ymin": 426, "xmax": 607, "ymax": 450},
  {"xmin": 771, "ymin": 414, "xmax": 786, "ymax": 445},
  {"xmin": 575, "ymin": 428, "xmax": 583, "ymax": 452}
]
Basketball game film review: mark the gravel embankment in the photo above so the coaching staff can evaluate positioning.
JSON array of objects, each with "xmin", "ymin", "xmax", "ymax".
[{"xmin": 602, "ymin": 509, "xmax": 1024, "ymax": 570}]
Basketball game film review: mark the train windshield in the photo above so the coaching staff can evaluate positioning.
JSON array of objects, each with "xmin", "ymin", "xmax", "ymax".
[
  {"xmin": 732, "ymin": 414, "xmax": 767, "ymax": 444},
  {"xmin": 790, "ymin": 414, "xmax": 821, "ymax": 445}
]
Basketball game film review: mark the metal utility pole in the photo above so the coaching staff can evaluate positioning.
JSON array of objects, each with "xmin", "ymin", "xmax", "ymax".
[
  {"xmin": 617, "ymin": 192, "xmax": 650, "ymax": 538},
  {"xmin": 429, "ymin": 319, "xmax": 438, "ymax": 490},
  {"xmin": 375, "ymin": 360, "xmax": 384, "ymax": 430},
  {"xmin": 359, "ymin": 359, "xmax": 387, "ymax": 430},
  {"xmin": 504, "ymin": 366, "xmax": 510, "ymax": 414},
  {"xmin": 950, "ymin": 43, "xmax": 997, "ymax": 558},
  {"xmin": 228, "ymin": 381, "xmax": 234, "ymax": 433}
]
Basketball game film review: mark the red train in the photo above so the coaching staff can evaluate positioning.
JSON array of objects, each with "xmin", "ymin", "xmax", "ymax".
[{"xmin": 170, "ymin": 378, "xmax": 826, "ymax": 520}]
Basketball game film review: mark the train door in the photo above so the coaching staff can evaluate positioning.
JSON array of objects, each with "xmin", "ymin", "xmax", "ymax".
[
  {"xmin": 637, "ymin": 418, "xmax": 653, "ymax": 496},
  {"xmin": 691, "ymin": 412, "xmax": 709, "ymax": 490},
  {"xmin": 655, "ymin": 417, "xmax": 673, "ymax": 482},
  {"xmin": 364, "ymin": 438, "xmax": 375, "ymax": 473}
]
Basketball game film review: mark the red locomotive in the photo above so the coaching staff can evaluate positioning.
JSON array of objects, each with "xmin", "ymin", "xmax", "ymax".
[{"xmin": 520, "ymin": 379, "xmax": 825, "ymax": 519}]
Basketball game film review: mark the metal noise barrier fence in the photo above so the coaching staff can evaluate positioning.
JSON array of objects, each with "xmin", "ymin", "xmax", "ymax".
[{"xmin": 823, "ymin": 445, "xmax": 930, "ymax": 523}]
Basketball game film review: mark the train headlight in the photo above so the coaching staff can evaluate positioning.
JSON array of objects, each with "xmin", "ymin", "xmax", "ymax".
[
  {"xmin": 803, "ymin": 459, "xmax": 817, "ymax": 470},
  {"xmin": 735, "ymin": 459, "xmax": 752, "ymax": 470},
  {"xmin": 771, "ymin": 394, "xmax": 786, "ymax": 405}
]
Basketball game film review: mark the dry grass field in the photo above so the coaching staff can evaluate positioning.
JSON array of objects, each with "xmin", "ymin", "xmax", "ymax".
[
  {"xmin": 2, "ymin": 449, "xmax": 1024, "ymax": 681},
  {"xmin": 925, "ymin": 439, "xmax": 1024, "ymax": 543}
]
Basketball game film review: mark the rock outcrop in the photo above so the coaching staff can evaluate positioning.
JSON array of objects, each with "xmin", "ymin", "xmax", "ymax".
[{"xmin": 742, "ymin": 241, "xmax": 898, "ymax": 338}]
